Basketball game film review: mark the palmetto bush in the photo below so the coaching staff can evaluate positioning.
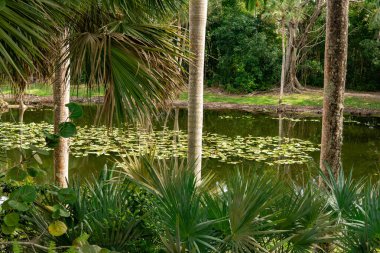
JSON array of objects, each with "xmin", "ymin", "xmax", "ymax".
[
  {"xmin": 3, "ymin": 159, "xmax": 380, "ymax": 252},
  {"xmin": 322, "ymin": 169, "xmax": 380, "ymax": 252},
  {"xmin": 121, "ymin": 157, "xmax": 380, "ymax": 253}
]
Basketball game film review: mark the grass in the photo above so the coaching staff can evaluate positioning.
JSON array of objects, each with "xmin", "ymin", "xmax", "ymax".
[
  {"xmin": 1, "ymin": 83, "xmax": 380, "ymax": 110},
  {"xmin": 180, "ymin": 91, "xmax": 380, "ymax": 110},
  {"xmin": 0, "ymin": 83, "xmax": 104, "ymax": 97}
]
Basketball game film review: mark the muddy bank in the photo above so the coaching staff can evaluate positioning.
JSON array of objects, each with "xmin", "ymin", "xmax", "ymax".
[
  {"xmin": 172, "ymin": 101, "xmax": 380, "ymax": 117},
  {"xmin": 3, "ymin": 94, "xmax": 380, "ymax": 117}
]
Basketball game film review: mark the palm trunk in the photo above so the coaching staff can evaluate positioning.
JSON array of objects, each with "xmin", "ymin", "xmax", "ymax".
[
  {"xmin": 188, "ymin": 0, "xmax": 208, "ymax": 181},
  {"xmin": 18, "ymin": 79, "xmax": 27, "ymax": 110},
  {"xmin": 53, "ymin": 29, "xmax": 70, "ymax": 187},
  {"xmin": 279, "ymin": 20, "xmax": 286, "ymax": 105},
  {"xmin": 320, "ymin": 0, "xmax": 349, "ymax": 176}
]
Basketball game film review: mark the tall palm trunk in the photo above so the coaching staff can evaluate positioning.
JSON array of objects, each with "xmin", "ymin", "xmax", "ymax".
[
  {"xmin": 53, "ymin": 29, "xmax": 70, "ymax": 187},
  {"xmin": 320, "ymin": 0, "xmax": 349, "ymax": 176},
  {"xmin": 188, "ymin": 0, "xmax": 208, "ymax": 181},
  {"xmin": 279, "ymin": 19, "xmax": 286, "ymax": 105}
]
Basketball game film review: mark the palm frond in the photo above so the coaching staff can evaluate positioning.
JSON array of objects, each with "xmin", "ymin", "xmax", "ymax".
[
  {"xmin": 67, "ymin": 0, "xmax": 188, "ymax": 125},
  {"xmin": 121, "ymin": 156, "xmax": 222, "ymax": 253},
  {"xmin": 0, "ymin": 0, "xmax": 63, "ymax": 82}
]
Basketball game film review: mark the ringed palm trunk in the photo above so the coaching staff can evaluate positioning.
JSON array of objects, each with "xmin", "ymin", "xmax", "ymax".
[
  {"xmin": 188, "ymin": 0, "xmax": 208, "ymax": 181},
  {"xmin": 320, "ymin": 0, "xmax": 349, "ymax": 176},
  {"xmin": 53, "ymin": 29, "xmax": 70, "ymax": 188}
]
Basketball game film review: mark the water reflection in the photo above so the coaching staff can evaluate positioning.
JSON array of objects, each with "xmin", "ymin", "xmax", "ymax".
[{"xmin": 0, "ymin": 106, "xmax": 379, "ymax": 182}]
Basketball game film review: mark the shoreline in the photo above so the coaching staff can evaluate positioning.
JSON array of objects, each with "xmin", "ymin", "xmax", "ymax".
[
  {"xmin": 172, "ymin": 101, "xmax": 380, "ymax": 117},
  {"xmin": 2, "ymin": 94, "xmax": 380, "ymax": 117}
]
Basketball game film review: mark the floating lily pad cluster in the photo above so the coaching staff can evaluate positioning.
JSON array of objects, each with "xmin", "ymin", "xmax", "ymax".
[
  {"xmin": 218, "ymin": 115, "xmax": 254, "ymax": 120},
  {"xmin": 271, "ymin": 117, "xmax": 321, "ymax": 122},
  {"xmin": 272, "ymin": 116, "xmax": 380, "ymax": 128},
  {"xmin": 0, "ymin": 122, "xmax": 319, "ymax": 165}
]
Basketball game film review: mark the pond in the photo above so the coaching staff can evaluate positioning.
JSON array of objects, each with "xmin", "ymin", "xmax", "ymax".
[{"xmin": 0, "ymin": 106, "xmax": 379, "ymax": 181}]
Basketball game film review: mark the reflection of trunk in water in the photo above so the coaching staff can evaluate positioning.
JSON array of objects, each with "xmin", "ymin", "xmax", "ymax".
[
  {"xmin": 277, "ymin": 113, "xmax": 284, "ymax": 173},
  {"xmin": 173, "ymin": 107, "xmax": 179, "ymax": 169},
  {"xmin": 277, "ymin": 115, "xmax": 297, "ymax": 177},
  {"xmin": 163, "ymin": 109, "xmax": 171, "ymax": 129},
  {"xmin": 286, "ymin": 120, "xmax": 297, "ymax": 176},
  {"xmin": 19, "ymin": 107, "xmax": 26, "ymax": 164}
]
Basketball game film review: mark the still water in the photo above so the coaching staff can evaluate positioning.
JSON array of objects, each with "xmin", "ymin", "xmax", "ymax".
[{"xmin": 0, "ymin": 106, "xmax": 379, "ymax": 181}]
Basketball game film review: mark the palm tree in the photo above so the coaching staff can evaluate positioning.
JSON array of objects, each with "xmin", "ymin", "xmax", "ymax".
[
  {"xmin": 1, "ymin": 0, "xmax": 187, "ymax": 186},
  {"xmin": 320, "ymin": 0, "xmax": 349, "ymax": 176},
  {"xmin": 0, "ymin": 0, "xmax": 59, "ymax": 82},
  {"xmin": 188, "ymin": 0, "xmax": 208, "ymax": 181},
  {"xmin": 64, "ymin": 0, "xmax": 188, "ymax": 185},
  {"xmin": 53, "ymin": 28, "xmax": 71, "ymax": 188},
  {"xmin": 0, "ymin": 0, "xmax": 68, "ymax": 186}
]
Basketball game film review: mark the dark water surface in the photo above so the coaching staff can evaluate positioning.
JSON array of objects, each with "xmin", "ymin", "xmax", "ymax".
[{"xmin": 1, "ymin": 106, "xmax": 379, "ymax": 181}]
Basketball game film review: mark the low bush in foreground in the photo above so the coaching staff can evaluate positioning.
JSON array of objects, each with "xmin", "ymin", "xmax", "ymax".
[{"xmin": 1, "ymin": 159, "xmax": 380, "ymax": 252}]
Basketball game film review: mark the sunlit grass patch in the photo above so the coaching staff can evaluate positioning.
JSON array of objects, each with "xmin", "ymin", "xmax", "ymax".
[
  {"xmin": 180, "ymin": 91, "xmax": 380, "ymax": 110},
  {"xmin": 0, "ymin": 83, "xmax": 104, "ymax": 97}
]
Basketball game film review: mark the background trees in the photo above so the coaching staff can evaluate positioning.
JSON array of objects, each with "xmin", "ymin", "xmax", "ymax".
[
  {"xmin": 206, "ymin": 0, "xmax": 281, "ymax": 93},
  {"xmin": 205, "ymin": 0, "xmax": 380, "ymax": 93}
]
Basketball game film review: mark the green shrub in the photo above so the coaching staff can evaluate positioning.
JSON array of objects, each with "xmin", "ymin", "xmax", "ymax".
[{"xmin": 206, "ymin": 2, "xmax": 281, "ymax": 93}]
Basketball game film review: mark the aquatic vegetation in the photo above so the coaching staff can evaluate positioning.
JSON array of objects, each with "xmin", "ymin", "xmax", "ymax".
[
  {"xmin": 218, "ymin": 115, "xmax": 254, "ymax": 119},
  {"xmin": 0, "ymin": 122, "xmax": 319, "ymax": 165}
]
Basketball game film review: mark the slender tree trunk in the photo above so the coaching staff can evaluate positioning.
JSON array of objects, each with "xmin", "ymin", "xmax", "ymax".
[
  {"xmin": 17, "ymin": 79, "xmax": 27, "ymax": 110},
  {"xmin": 279, "ymin": 20, "xmax": 286, "ymax": 105},
  {"xmin": 188, "ymin": 0, "xmax": 208, "ymax": 181},
  {"xmin": 320, "ymin": 0, "xmax": 349, "ymax": 176},
  {"xmin": 284, "ymin": 22, "xmax": 302, "ymax": 92},
  {"xmin": 283, "ymin": 1, "xmax": 324, "ymax": 93},
  {"xmin": 54, "ymin": 29, "xmax": 70, "ymax": 187}
]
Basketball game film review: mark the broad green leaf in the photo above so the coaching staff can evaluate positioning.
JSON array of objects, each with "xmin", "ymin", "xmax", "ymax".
[
  {"xmin": 59, "ymin": 122, "xmax": 77, "ymax": 138},
  {"xmin": 77, "ymin": 245, "xmax": 104, "ymax": 253},
  {"xmin": 6, "ymin": 167, "xmax": 27, "ymax": 181},
  {"xmin": 51, "ymin": 205, "xmax": 70, "ymax": 219},
  {"xmin": 8, "ymin": 200, "xmax": 28, "ymax": 212},
  {"xmin": 57, "ymin": 188, "xmax": 76, "ymax": 204},
  {"xmin": 30, "ymin": 145, "xmax": 49, "ymax": 155},
  {"xmin": 27, "ymin": 167, "xmax": 45, "ymax": 177},
  {"xmin": 33, "ymin": 153, "xmax": 43, "ymax": 165},
  {"xmin": 48, "ymin": 221, "xmax": 67, "ymax": 237},
  {"xmin": 66, "ymin": 103, "xmax": 83, "ymax": 119},
  {"xmin": 27, "ymin": 167, "xmax": 46, "ymax": 178},
  {"xmin": 72, "ymin": 233, "xmax": 90, "ymax": 247},
  {"xmin": 44, "ymin": 132, "xmax": 60, "ymax": 148},
  {"xmin": 4, "ymin": 212, "xmax": 19, "ymax": 226},
  {"xmin": 10, "ymin": 185, "xmax": 37, "ymax": 203},
  {"xmin": 27, "ymin": 167, "xmax": 38, "ymax": 177},
  {"xmin": 1, "ymin": 224, "xmax": 15, "ymax": 235}
]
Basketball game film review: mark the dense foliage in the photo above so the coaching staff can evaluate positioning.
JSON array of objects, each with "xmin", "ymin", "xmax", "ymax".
[
  {"xmin": 206, "ymin": 0, "xmax": 380, "ymax": 92},
  {"xmin": 300, "ymin": 1, "xmax": 380, "ymax": 91},
  {"xmin": 206, "ymin": 0, "xmax": 281, "ymax": 92},
  {"xmin": 2, "ymin": 158, "xmax": 380, "ymax": 252}
]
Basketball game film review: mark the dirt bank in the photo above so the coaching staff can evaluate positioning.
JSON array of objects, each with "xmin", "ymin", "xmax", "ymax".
[{"xmin": 3, "ymin": 94, "xmax": 380, "ymax": 117}]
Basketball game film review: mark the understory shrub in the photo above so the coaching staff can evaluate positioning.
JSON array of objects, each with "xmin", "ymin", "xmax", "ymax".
[{"xmin": 2, "ymin": 160, "xmax": 380, "ymax": 252}]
